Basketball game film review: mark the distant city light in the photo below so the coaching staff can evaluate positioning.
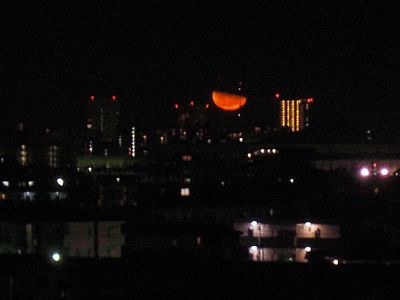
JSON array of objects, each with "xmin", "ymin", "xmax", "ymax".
[
  {"xmin": 28, "ymin": 181, "xmax": 34, "ymax": 187},
  {"xmin": 275, "ymin": 93, "xmax": 280, "ymax": 99},
  {"xmin": 56, "ymin": 178, "xmax": 64, "ymax": 187},
  {"xmin": 52, "ymin": 252, "xmax": 61, "ymax": 262},
  {"xmin": 112, "ymin": 95, "xmax": 117, "ymax": 101},
  {"xmin": 174, "ymin": 104, "xmax": 179, "ymax": 109},
  {"xmin": 239, "ymin": 137, "xmax": 243, "ymax": 143},
  {"xmin": 90, "ymin": 95, "xmax": 95, "ymax": 101},
  {"xmin": 272, "ymin": 149, "xmax": 277, "ymax": 154},
  {"xmin": 360, "ymin": 167, "xmax": 370, "ymax": 177},
  {"xmin": 116, "ymin": 177, "xmax": 120, "ymax": 183},
  {"xmin": 88, "ymin": 167, "xmax": 93, "ymax": 173},
  {"xmin": 289, "ymin": 178, "xmax": 295, "ymax": 183},
  {"xmin": 380, "ymin": 168, "xmax": 389, "ymax": 176},
  {"xmin": 181, "ymin": 187, "xmax": 190, "ymax": 197},
  {"xmin": 247, "ymin": 153, "xmax": 252, "ymax": 158},
  {"xmin": 190, "ymin": 101, "xmax": 194, "ymax": 106},
  {"xmin": 260, "ymin": 149, "xmax": 265, "ymax": 154},
  {"xmin": 305, "ymin": 246, "xmax": 312, "ymax": 252},
  {"xmin": 205, "ymin": 103, "xmax": 210, "ymax": 109},
  {"xmin": 2, "ymin": 181, "xmax": 9, "ymax": 187},
  {"xmin": 131, "ymin": 127, "xmax": 136, "ymax": 158},
  {"xmin": 332, "ymin": 259, "xmax": 339, "ymax": 266},
  {"xmin": 249, "ymin": 245, "xmax": 258, "ymax": 253}
]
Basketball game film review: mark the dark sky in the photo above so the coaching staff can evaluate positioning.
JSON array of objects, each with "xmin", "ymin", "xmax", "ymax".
[{"xmin": 2, "ymin": 2, "xmax": 400, "ymax": 139}]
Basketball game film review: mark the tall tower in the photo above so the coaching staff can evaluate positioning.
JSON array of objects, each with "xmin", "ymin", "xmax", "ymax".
[
  {"xmin": 278, "ymin": 96, "xmax": 313, "ymax": 132},
  {"xmin": 86, "ymin": 95, "xmax": 120, "ymax": 142}
]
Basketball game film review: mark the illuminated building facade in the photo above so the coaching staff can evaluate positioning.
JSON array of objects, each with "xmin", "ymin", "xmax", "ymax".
[
  {"xmin": 86, "ymin": 95, "xmax": 120, "ymax": 142},
  {"xmin": 279, "ymin": 98, "xmax": 313, "ymax": 132}
]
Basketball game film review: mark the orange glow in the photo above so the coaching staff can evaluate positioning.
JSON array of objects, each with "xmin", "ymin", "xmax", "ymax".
[
  {"xmin": 212, "ymin": 91, "xmax": 247, "ymax": 111},
  {"xmin": 90, "ymin": 96, "xmax": 95, "ymax": 101}
]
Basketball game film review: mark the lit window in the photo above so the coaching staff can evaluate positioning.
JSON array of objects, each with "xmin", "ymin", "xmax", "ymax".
[
  {"xmin": 249, "ymin": 245, "xmax": 258, "ymax": 254},
  {"xmin": 180, "ymin": 187, "xmax": 190, "ymax": 197},
  {"xmin": 182, "ymin": 155, "xmax": 192, "ymax": 162}
]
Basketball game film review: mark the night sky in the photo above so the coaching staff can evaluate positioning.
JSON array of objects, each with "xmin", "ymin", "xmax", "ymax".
[{"xmin": 2, "ymin": 2, "xmax": 400, "ymax": 139}]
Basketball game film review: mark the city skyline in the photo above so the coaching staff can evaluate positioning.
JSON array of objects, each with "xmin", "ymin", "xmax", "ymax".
[{"xmin": 2, "ymin": 2, "xmax": 400, "ymax": 140}]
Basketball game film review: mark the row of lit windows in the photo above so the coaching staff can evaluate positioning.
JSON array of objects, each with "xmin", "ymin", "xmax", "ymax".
[{"xmin": 280, "ymin": 100, "xmax": 304, "ymax": 132}]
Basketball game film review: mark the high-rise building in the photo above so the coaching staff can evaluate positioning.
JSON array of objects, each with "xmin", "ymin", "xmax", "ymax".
[
  {"xmin": 86, "ymin": 95, "xmax": 120, "ymax": 142},
  {"xmin": 278, "ymin": 97, "xmax": 313, "ymax": 132}
]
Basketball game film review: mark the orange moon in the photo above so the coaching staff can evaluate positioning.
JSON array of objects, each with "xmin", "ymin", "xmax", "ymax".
[{"xmin": 212, "ymin": 91, "xmax": 247, "ymax": 111}]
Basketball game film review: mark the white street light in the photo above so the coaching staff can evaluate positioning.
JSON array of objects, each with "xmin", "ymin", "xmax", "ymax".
[
  {"xmin": 52, "ymin": 252, "xmax": 61, "ymax": 262},
  {"xmin": 56, "ymin": 178, "xmax": 64, "ymax": 187}
]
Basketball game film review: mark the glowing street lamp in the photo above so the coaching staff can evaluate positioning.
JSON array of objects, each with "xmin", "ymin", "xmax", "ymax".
[
  {"xmin": 52, "ymin": 252, "xmax": 61, "ymax": 262},
  {"xmin": 380, "ymin": 168, "xmax": 389, "ymax": 176},
  {"xmin": 360, "ymin": 167, "xmax": 370, "ymax": 177},
  {"xmin": 56, "ymin": 178, "xmax": 64, "ymax": 187}
]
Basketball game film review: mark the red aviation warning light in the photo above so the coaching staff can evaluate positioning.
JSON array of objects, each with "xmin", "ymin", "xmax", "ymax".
[
  {"xmin": 112, "ymin": 95, "xmax": 117, "ymax": 101},
  {"xmin": 275, "ymin": 93, "xmax": 280, "ymax": 99},
  {"xmin": 307, "ymin": 98, "xmax": 314, "ymax": 103},
  {"xmin": 205, "ymin": 104, "xmax": 210, "ymax": 109},
  {"xmin": 174, "ymin": 104, "xmax": 179, "ymax": 109},
  {"xmin": 90, "ymin": 95, "xmax": 95, "ymax": 101},
  {"xmin": 190, "ymin": 101, "xmax": 194, "ymax": 106}
]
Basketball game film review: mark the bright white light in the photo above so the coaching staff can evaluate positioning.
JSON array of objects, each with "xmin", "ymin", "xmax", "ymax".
[
  {"xmin": 247, "ymin": 153, "xmax": 252, "ymax": 158},
  {"xmin": 272, "ymin": 149, "xmax": 277, "ymax": 154},
  {"xmin": 305, "ymin": 222, "xmax": 312, "ymax": 228},
  {"xmin": 305, "ymin": 246, "xmax": 312, "ymax": 252},
  {"xmin": 249, "ymin": 245, "xmax": 258, "ymax": 253},
  {"xmin": 56, "ymin": 178, "xmax": 64, "ymax": 187},
  {"xmin": 380, "ymin": 168, "xmax": 389, "ymax": 176},
  {"xmin": 88, "ymin": 167, "xmax": 92, "ymax": 173},
  {"xmin": 332, "ymin": 259, "xmax": 339, "ymax": 265},
  {"xmin": 116, "ymin": 177, "xmax": 120, "ymax": 183},
  {"xmin": 131, "ymin": 127, "xmax": 136, "ymax": 157},
  {"xmin": 289, "ymin": 178, "xmax": 295, "ymax": 183},
  {"xmin": 28, "ymin": 181, "xmax": 34, "ymax": 187},
  {"xmin": 360, "ymin": 167, "xmax": 370, "ymax": 177},
  {"xmin": 2, "ymin": 181, "xmax": 9, "ymax": 187},
  {"xmin": 52, "ymin": 252, "xmax": 61, "ymax": 262},
  {"xmin": 260, "ymin": 149, "xmax": 265, "ymax": 154},
  {"xmin": 180, "ymin": 187, "xmax": 190, "ymax": 197},
  {"xmin": 250, "ymin": 221, "xmax": 258, "ymax": 227},
  {"xmin": 239, "ymin": 137, "xmax": 243, "ymax": 143}
]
